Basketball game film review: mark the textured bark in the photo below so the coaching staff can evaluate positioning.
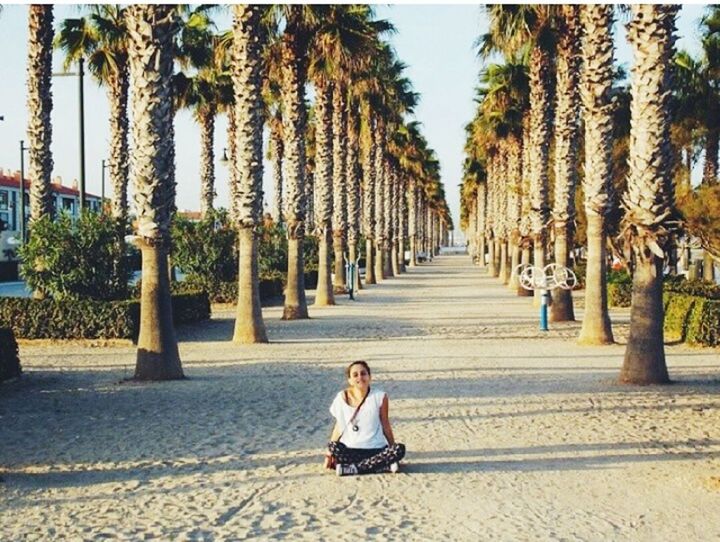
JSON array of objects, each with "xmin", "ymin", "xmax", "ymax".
[
  {"xmin": 398, "ymin": 176, "xmax": 407, "ymax": 273},
  {"xmin": 135, "ymin": 241, "xmax": 183, "ymax": 380},
  {"xmin": 227, "ymin": 105, "xmax": 239, "ymax": 222},
  {"xmin": 332, "ymin": 83, "xmax": 348, "ymax": 292},
  {"xmin": 127, "ymin": 4, "xmax": 183, "ymax": 379},
  {"xmin": 27, "ymin": 4, "xmax": 54, "ymax": 220},
  {"xmin": 390, "ymin": 167, "xmax": 401, "ymax": 276},
  {"xmin": 476, "ymin": 183, "xmax": 486, "ymax": 267},
  {"xmin": 269, "ymin": 110, "xmax": 284, "ymax": 224},
  {"xmin": 107, "ymin": 63, "xmax": 129, "ymax": 221},
  {"xmin": 313, "ymin": 81, "xmax": 335, "ymax": 306},
  {"xmin": 234, "ymin": 227, "xmax": 268, "ymax": 342},
  {"xmin": 620, "ymin": 5, "xmax": 679, "ymax": 384},
  {"xmin": 280, "ymin": 12, "xmax": 309, "ymax": 320},
  {"xmin": 408, "ymin": 180, "xmax": 418, "ymax": 267},
  {"xmin": 551, "ymin": 5, "xmax": 581, "ymax": 322},
  {"xmin": 346, "ymin": 99, "xmax": 362, "ymax": 289},
  {"xmin": 231, "ymin": 4, "xmax": 269, "ymax": 341},
  {"xmin": 199, "ymin": 106, "xmax": 216, "ymax": 219},
  {"xmin": 382, "ymin": 159, "xmax": 393, "ymax": 278},
  {"xmin": 528, "ymin": 44, "xmax": 553, "ymax": 275},
  {"xmin": 373, "ymin": 118, "xmax": 385, "ymax": 282},
  {"xmin": 578, "ymin": 4, "xmax": 615, "ymax": 343},
  {"xmin": 620, "ymin": 258, "xmax": 669, "ymax": 384},
  {"xmin": 361, "ymin": 109, "xmax": 376, "ymax": 284}
]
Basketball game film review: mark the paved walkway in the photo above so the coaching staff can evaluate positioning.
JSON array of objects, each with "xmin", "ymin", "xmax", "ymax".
[{"xmin": 2, "ymin": 255, "xmax": 719, "ymax": 540}]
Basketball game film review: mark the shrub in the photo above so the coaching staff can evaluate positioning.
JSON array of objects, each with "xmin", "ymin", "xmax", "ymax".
[
  {"xmin": 0, "ymin": 327, "xmax": 21, "ymax": 381},
  {"xmin": 685, "ymin": 297, "xmax": 720, "ymax": 347},
  {"xmin": 607, "ymin": 282, "xmax": 632, "ymax": 307},
  {"xmin": 0, "ymin": 293, "xmax": 209, "ymax": 340},
  {"xmin": 664, "ymin": 277, "xmax": 720, "ymax": 299},
  {"xmin": 572, "ymin": 263, "xmax": 586, "ymax": 290},
  {"xmin": 18, "ymin": 212, "xmax": 132, "ymax": 301},
  {"xmin": 172, "ymin": 210, "xmax": 238, "ymax": 293},
  {"xmin": 258, "ymin": 223, "xmax": 288, "ymax": 275},
  {"xmin": 663, "ymin": 292, "xmax": 698, "ymax": 342}
]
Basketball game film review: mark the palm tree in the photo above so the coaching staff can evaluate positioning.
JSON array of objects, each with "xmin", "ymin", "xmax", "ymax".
[
  {"xmin": 231, "ymin": 4, "xmax": 268, "ymax": 344},
  {"xmin": 308, "ymin": 72, "xmax": 335, "ymax": 306},
  {"xmin": 126, "ymin": 4, "xmax": 183, "ymax": 380},
  {"xmin": 619, "ymin": 5, "xmax": 680, "ymax": 385},
  {"xmin": 275, "ymin": 6, "xmax": 329, "ymax": 320},
  {"xmin": 346, "ymin": 96, "xmax": 363, "ymax": 290},
  {"xmin": 577, "ymin": 4, "xmax": 615, "ymax": 345},
  {"xmin": 550, "ymin": 5, "xmax": 581, "ymax": 322},
  {"xmin": 481, "ymin": 6, "xmax": 556, "ymax": 297},
  {"xmin": 55, "ymin": 6, "xmax": 130, "ymax": 222},
  {"xmin": 27, "ymin": 4, "xmax": 54, "ymax": 221}
]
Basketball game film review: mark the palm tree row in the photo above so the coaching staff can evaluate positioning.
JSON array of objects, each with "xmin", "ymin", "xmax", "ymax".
[
  {"xmin": 32, "ymin": 5, "xmax": 450, "ymax": 380},
  {"xmin": 461, "ymin": 4, "xmax": 682, "ymax": 385}
]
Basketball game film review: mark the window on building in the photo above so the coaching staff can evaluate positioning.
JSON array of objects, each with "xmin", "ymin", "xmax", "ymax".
[
  {"xmin": 0, "ymin": 190, "xmax": 8, "ymax": 211},
  {"xmin": 62, "ymin": 198, "xmax": 74, "ymax": 215},
  {"xmin": 0, "ymin": 212, "xmax": 8, "ymax": 228}
]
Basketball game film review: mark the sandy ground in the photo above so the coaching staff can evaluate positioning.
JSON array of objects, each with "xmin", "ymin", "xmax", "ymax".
[{"xmin": 2, "ymin": 254, "xmax": 720, "ymax": 541}]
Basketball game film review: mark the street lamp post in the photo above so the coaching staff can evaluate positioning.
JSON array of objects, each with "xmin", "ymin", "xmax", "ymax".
[
  {"xmin": 78, "ymin": 56, "xmax": 86, "ymax": 214},
  {"xmin": 19, "ymin": 140, "xmax": 29, "ymax": 244},
  {"xmin": 52, "ymin": 57, "xmax": 86, "ymax": 214},
  {"xmin": 101, "ymin": 159, "xmax": 109, "ymax": 213}
]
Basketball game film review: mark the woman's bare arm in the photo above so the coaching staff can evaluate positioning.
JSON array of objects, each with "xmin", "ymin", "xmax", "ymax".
[
  {"xmin": 379, "ymin": 395, "xmax": 395, "ymax": 446},
  {"xmin": 324, "ymin": 421, "xmax": 341, "ymax": 468}
]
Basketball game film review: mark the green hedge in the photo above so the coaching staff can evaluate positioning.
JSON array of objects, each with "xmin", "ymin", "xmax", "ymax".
[
  {"xmin": 664, "ymin": 277, "xmax": 720, "ymax": 299},
  {"xmin": 661, "ymin": 292, "xmax": 720, "ymax": 347},
  {"xmin": 662, "ymin": 292, "xmax": 698, "ymax": 343},
  {"xmin": 0, "ymin": 292, "xmax": 209, "ymax": 341},
  {"xmin": 0, "ymin": 327, "xmax": 21, "ymax": 381},
  {"xmin": 685, "ymin": 296, "xmax": 720, "ymax": 347}
]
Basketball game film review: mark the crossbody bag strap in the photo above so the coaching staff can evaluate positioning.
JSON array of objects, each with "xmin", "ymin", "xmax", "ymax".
[{"xmin": 338, "ymin": 387, "xmax": 371, "ymax": 441}]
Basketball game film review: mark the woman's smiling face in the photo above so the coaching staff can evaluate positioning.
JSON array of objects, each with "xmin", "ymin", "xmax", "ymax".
[{"xmin": 347, "ymin": 363, "xmax": 371, "ymax": 390}]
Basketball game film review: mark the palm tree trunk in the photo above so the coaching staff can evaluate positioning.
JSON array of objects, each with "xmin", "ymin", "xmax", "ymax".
[
  {"xmin": 346, "ymin": 98, "xmax": 362, "ymax": 290},
  {"xmin": 315, "ymin": 227, "xmax": 335, "ymax": 305},
  {"xmin": 108, "ymin": 64, "xmax": 129, "ymax": 221},
  {"xmin": 498, "ymin": 241, "xmax": 508, "ymax": 284},
  {"xmin": 332, "ymin": 83, "xmax": 348, "ymax": 293},
  {"xmin": 270, "ymin": 116, "xmax": 284, "ymax": 224},
  {"xmin": 227, "ymin": 105, "xmax": 239, "ymax": 222},
  {"xmin": 550, "ymin": 230, "xmax": 575, "ymax": 321},
  {"xmin": 27, "ymin": 4, "xmax": 54, "ymax": 221},
  {"xmin": 234, "ymin": 227, "xmax": 267, "ymax": 342},
  {"xmin": 199, "ymin": 106, "xmax": 216, "ymax": 219},
  {"xmin": 374, "ymin": 119, "xmax": 385, "ymax": 282},
  {"xmin": 620, "ymin": 257, "xmax": 668, "ymax": 384},
  {"xmin": 579, "ymin": 4, "xmax": 615, "ymax": 341},
  {"xmin": 528, "ymin": 43, "xmax": 553, "ymax": 292},
  {"xmin": 408, "ymin": 180, "xmax": 418, "ymax": 267},
  {"xmin": 280, "ymin": 18, "xmax": 310, "ymax": 320},
  {"xmin": 361, "ymin": 107, "xmax": 376, "ymax": 284},
  {"xmin": 487, "ymin": 236, "xmax": 497, "ymax": 277},
  {"xmin": 383, "ymin": 159, "xmax": 393, "ymax": 278},
  {"xmin": 365, "ymin": 239, "xmax": 376, "ymax": 284},
  {"xmin": 578, "ymin": 214, "xmax": 613, "ymax": 344},
  {"xmin": 391, "ymin": 168, "xmax": 401, "ymax": 276},
  {"xmin": 518, "ymin": 244, "xmax": 532, "ymax": 296},
  {"xmin": 136, "ymin": 240, "xmax": 183, "ymax": 379},
  {"xmin": 127, "ymin": 4, "xmax": 183, "ymax": 379},
  {"xmin": 312, "ymin": 81, "xmax": 334, "ymax": 306},
  {"xmin": 231, "ymin": 4, "xmax": 269, "ymax": 341},
  {"xmin": 619, "ymin": 4, "xmax": 678, "ymax": 383}
]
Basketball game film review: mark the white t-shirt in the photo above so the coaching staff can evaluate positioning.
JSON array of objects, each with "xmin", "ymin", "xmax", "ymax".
[{"xmin": 330, "ymin": 388, "xmax": 388, "ymax": 449}]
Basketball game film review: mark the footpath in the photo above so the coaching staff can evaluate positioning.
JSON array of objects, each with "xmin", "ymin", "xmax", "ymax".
[{"xmin": 1, "ymin": 254, "xmax": 719, "ymax": 540}]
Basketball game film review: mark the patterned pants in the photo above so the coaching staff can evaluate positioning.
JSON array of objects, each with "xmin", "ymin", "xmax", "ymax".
[{"xmin": 328, "ymin": 441, "xmax": 406, "ymax": 474}]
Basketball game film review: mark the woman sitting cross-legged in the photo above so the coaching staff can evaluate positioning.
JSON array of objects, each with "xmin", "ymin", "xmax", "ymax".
[{"xmin": 323, "ymin": 360, "xmax": 406, "ymax": 476}]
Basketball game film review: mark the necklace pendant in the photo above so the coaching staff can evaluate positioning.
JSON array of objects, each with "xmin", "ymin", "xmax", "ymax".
[{"xmin": 352, "ymin": 424, "xmax": 359, "ymax": 432}]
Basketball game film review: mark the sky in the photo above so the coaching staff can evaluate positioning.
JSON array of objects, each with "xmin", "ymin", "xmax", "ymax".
[{"xmin": 0, "ymin": 4, "xmax": 710, "ymax": 229}]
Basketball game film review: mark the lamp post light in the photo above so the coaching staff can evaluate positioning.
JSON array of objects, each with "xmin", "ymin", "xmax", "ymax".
[
  {"xmin": 53, "ymin": 56, "xmax": 86, "ymax": 213},
  {"xmin": 19, "ymin": 140, "xmax": 29, "ymax": 244},
  {"xmin": 101, "ymin": 159, "xmax": 109, "ymax": 214}
]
